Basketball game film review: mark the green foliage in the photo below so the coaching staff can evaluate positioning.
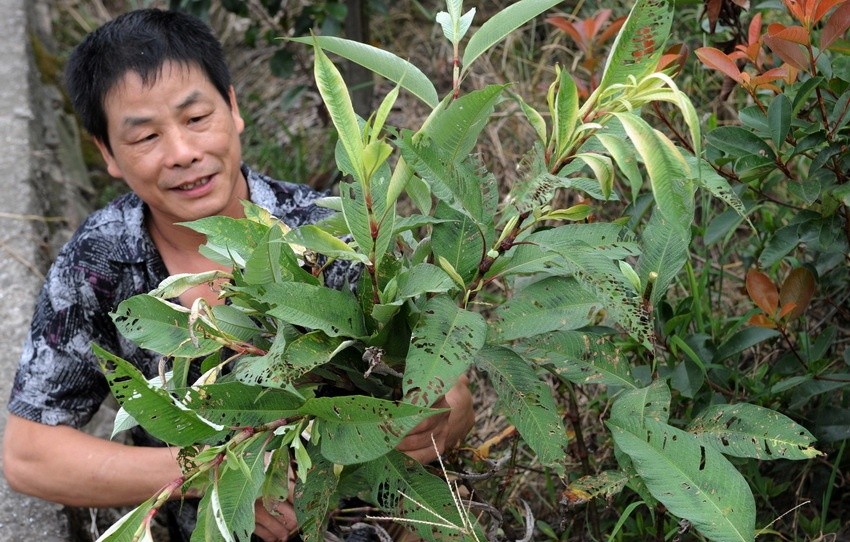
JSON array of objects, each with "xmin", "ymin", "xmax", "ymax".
[{"xmin": 93, "ymin": 0, "xmax": 833, "ymax": 540}]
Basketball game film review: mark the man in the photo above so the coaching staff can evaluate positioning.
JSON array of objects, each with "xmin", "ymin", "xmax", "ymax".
[{"xmin": 2, "ymin": 9, "xmax": 473, "ymax": 542}]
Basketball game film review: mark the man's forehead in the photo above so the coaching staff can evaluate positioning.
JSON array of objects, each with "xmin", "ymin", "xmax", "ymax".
[{"xmin": 105, "ymin": 61, "xmax": 210, "ymax": 103}]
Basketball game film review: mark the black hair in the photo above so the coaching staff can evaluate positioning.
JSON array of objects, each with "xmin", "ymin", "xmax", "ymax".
[{"xmin": 64, "ymin": 8, "xmax": 232, "ymax": 153}]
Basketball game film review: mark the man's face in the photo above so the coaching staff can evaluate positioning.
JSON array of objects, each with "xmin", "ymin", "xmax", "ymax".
[{"xmin": 96, "ymin": 61, "xmax": 248, "ymax": 225}]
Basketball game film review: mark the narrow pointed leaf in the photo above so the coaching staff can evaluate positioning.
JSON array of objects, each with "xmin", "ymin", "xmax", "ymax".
[
  {"xmin": 462, "ymin": 0, "xmax": 564, "ymax": 72},
  {"xmin": 294, "ymin": 446, "xmax": 339, "ymax": 541},
  {"xmin": 215, "ymin": 437, "xmax": 266, "ymax": 541},
  {"xmin": 768, "ymin": 93, "xmax": 791, "ymax": 149},
  {"xmin": 313, "ymin": 44, "xmax": 365, "ymax": 181},
  {"xmin": 282, "ymin": 225, "xmax": 370, "ymax": 264},
  {"xmin": 95, "ymin": 497, "xmax": 156, "ymax": 542},
  {"xmin": 291, "ymin": 37, "xmax": 438, "ymax": 107},
  {"xmin": 476, "ymin": 346, "xmax": 569, "ymax": 472}
]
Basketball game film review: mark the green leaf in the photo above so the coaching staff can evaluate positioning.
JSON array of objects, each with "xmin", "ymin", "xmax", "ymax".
[
  {"xmin": 686, "ymin": 155, "xmax": 751, "ymax": 224},
  {"xmin": 215, "ymin": 436, "xmax": 266, "ymax": 541},
  {"xmin": 637, "ymin": 211, "xmax": 690, "ymax": 307},
  {"xmin": 706, "ymin": 126, "xmax": 776, "ymax": 160},
  {"xmin": 282, "ymin": 225, "xmax": 370, "ymax": 264},
  {"xmin": 387, "ymin": 263, "xmax": 456, "ymax": 303},
  {"xmin": 111, "ymin": 295, "xmax": 223, "ymax": 358},
  {"xmin": 768, "ymin": 94, "xmax": 791, "ymax": 149},
  {"xmin": 421, "ymin": 84, "xmax": 506, "ymax": 162},
  {"xmin": 403, "ymin": 295, "xmax": 487, "ymax": 406},
  {"xmin": 714, "ymin": 327, "xmax": 780, "ymax": 363},
  {"xmin": 300, "ymin": 396, "xmax": 441, "ymax": 464},
  {"xmin": 591, "ymin": 0, "xmax": 673, "ymax": 107},
  {"xmin": 512, "ymin": 331, "xmax": 638, "ymax": 389},
  {"xmin": 187, "ymin": 381, "xmax": 304, "ymax": 428},
  {"xmin": 475, "ymin": 346, "xmax": 569, "ymax": 472},
  {"xmin": 261, "ymin": 282, "xmax": 367, "ymax": 338},
  {"xmin": 93, "ymin": 344, "xmax": 225, "ymax": 447},
  {"xmin": 608, "ymin": 418, "xmax": 756, "ymax": 542},
  {"xmin": 508, "ymin": 91, "xmax": 547, "ymax": 144},
  {"xmin": 610, "ymin": 380, "xmax": 672, "ymax": 427},
  {"xmin": 232, "ymin": 331, "xmax": 353, "ymax": 386},
  {"xmin": 313, "ymin": 43, "xmax": 365, "ymax": 183},
  {"xmin": 289, "ymin": 36, "xmax": 438, "ymax": 108},
  {"xmin": 462, "ymin": 0, "xmax": 564, "ymax": 73},
  {"xmin": 575, "ymin": 152, "xmax": 614, "ymax": 200},
  {"xmin": 492, "ymin": 277, "xmax": 602, "ymax": 341},
  {"xmin": 96, "ymin": 496, "xmax": 156, "ymax": 542},
  {"xmin": 360, "ymin": 450, "xmax": 481, "ymax": 541},
  {"xmin": 614, "ymin": 112, "xmax": 693, "ymax": 231},
  {"xmin": 688, "ymin": 403, "xmax": 821, "ymax": 460},
  {"xmin": 243, "ymin": 225, "xmax": 317, "ymax": 286},
  {"xmin": 431, "ymin": 203, "xmax": 486, "ymax": 284},
  {"xmin": 182, "ymin": 216, "xmax": 269, "ymax": 268}
]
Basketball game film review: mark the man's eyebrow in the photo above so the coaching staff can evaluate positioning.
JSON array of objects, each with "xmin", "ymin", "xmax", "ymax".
[{"xmin": 120, "ymin": 90, "xmax": 205, "ymax": 128}]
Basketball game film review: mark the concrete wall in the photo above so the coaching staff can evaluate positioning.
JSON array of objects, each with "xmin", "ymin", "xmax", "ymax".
[{"xmin": 0, "ymin": 0, "xmax": 77, "ymax": 539}]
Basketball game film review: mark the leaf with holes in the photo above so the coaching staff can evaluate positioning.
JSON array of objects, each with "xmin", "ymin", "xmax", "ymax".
[
  {"xmin": 609, "ymin": 418, "xmax": 756, "ymax": 542},
  {"xmin": 688, "ymin": 403, "xmax": 821, "ymax": 460},
  {"xmin": 300, "ymin": 396, "xmax": 441, "ymax": 464},
  {"xmin": 403, "ymin": 295, "xmax": 486, "ymax": 406},
  {"xmin": 476, "ymin": 346, "xmax": 569, "ymax": 473}
]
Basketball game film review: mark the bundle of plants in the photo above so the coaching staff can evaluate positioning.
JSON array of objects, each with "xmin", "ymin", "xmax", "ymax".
[{"xmin": 93, "ymin": 0, "xmax": 821, "ymax": 541}]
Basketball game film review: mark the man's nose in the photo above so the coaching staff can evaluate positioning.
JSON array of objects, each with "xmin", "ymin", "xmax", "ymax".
[{"xmin": 164, "ymin": 128, "xmax": 202, "ymax": 168}]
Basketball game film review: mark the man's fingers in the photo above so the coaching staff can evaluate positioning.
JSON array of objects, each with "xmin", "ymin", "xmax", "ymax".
[{"xmin": 254, "ymin": 498, "xmax": 297, "ymax": 541}]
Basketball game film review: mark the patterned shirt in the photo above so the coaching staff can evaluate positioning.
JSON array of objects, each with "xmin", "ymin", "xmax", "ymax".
[{"xmin": 7, "ymin": 165, "xmax": 358, "ymax": 540}]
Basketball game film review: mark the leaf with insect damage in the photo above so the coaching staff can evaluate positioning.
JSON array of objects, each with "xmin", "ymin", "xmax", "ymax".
[{"xmin": 688, "ymin": 403, "xmax": 821, "ymax": 460}]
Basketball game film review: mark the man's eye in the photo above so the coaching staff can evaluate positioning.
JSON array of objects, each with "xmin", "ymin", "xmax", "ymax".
[
  {"xmin": 135, "ymin": 134, "xmax": 157, "ymax": 144},
  {"xmin": 189, "ymin": 114, "xmax": 209, "ymax": 124}
]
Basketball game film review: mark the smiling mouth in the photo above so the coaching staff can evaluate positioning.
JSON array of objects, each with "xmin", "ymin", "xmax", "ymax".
[{"xmin": 176, "ymin": 176, "xmax": 212, "ymax": 191}]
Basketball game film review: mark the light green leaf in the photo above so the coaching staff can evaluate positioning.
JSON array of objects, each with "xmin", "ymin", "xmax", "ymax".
[
  {"xmin": 614, "ymin": 112, "xmax": 693, "ymax": 231},
  {"xmin": 595, "ymin": 132, "xmax": 643, "ymax": 202},
  {"xmin": 476, "ymin": 346, "xmax": 569, "ymax": 472},
  {"xmin": 95, "ymin": 497, "xmax": 156, "ymax": 542},
  {"xmin": 150, "ymin": 271, "xmax": 231, "ymax": 299},
  {"xmin": 289, "ymin": 36, "xmax": 438, "ymax": 108},
  {"xmin": 575, "ymin": 152, "xmax": 614, "ymax": 200},
  {"xmin": 513, "ymin": 331, "xmax": 638, "ymax": 389},
  {"xmin": 492, "ymin": 277, "xmax": 602, "ymax": 341},
  {"xmin": 552, "ymin": 66, "xmax": 579, "ymax": 157},
  {"xmin": 508, "ymin": 91, "xmax": 547, "ymax": 144},
  {"xmin": 183, "ymin": 216, "xmax": 269, "ymax": 268},
  {"xmin": 300, "ymin": 396, "xmax": 441, "ymax": 464},
  {"xmin": 111, "ymin": 295, "xmax": 222, "ymax": 358},
  {"xmin": 313, "ymin": 43, "xmax": 365, "ymax": 182},
  {"xmin": 389, "ymin": 263, "xmax": 456, "ymax": 302},
  {"xmin": 686, "ymin": 155, "xmax": 751, "ymax": 224},
  {"xmin": 462, "ymin": 0, "xmax": 564, "ymax": 72},
  {"xmin": 93, "ymin": 344, "xmax": 225, "ymax": 447},
  {"xmin": 243, "ymin": 225, "xmax": 317, "ymax": 286},
  {"xmin": 282, "ymin": 225, "xmax": 370, "ymax": 264},
  {"xmin": 609, "ymin": 418, "xmax": 756, "ymax": 542},
  {"xmin": 688, "ymin": 403, "xmax": 821, "ymax": 460},
  {"xmin": 261, "ymin": 282, "xmax": 367, "ymax": 338},
  {"xmin": 403, "ymin": 295, "xmax": 487, "ymax": 406}
]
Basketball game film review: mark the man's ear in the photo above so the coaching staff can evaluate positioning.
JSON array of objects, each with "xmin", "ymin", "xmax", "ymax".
[
  {"xmin": 93, "ymin": 137, "xmax": 123, "ymax": 179},
  {"xmin": 228, "ymin": 86, "xmax": 245, "ymax": 135}
]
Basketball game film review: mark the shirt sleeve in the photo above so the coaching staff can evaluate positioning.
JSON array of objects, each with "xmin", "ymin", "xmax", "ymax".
[{"xmin": 7, "ymin": 246, "xmax": 115, "ymax": 428}]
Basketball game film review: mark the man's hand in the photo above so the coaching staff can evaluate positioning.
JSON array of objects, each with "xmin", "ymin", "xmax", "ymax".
[
  {"xmin": 397, "ymin": 375, "xmax": 474, "ymax": 463},
  {"xmin": 254, "ymin": 499, "xmax": 298, "ymax": 542}
]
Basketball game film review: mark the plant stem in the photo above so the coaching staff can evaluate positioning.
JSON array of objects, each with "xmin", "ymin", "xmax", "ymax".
[{"xmin": 565, "ymin": 383, "xmax": 601, "ymax": 541}]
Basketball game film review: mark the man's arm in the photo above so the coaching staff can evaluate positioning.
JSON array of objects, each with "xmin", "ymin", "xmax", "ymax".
[{"xmin": 2, "ymin": 414, "xmax": 184, "ymax": 507}]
